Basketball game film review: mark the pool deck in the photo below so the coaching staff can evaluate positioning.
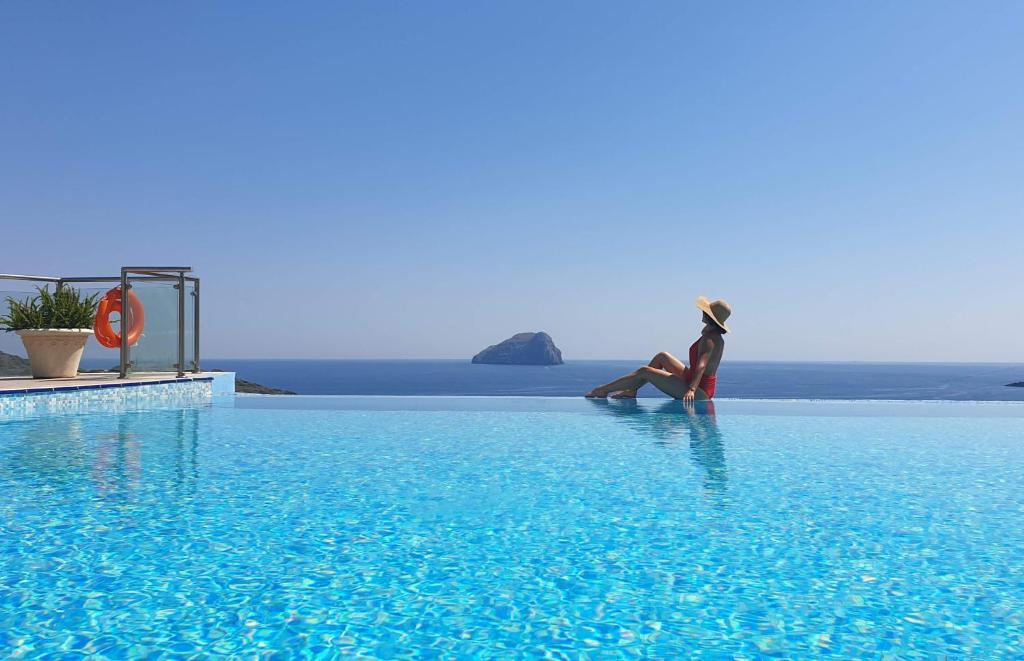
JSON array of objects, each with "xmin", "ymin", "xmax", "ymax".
[{"xmin": 0, "ymin": 372, "xmax": 224, "ymax": 394}]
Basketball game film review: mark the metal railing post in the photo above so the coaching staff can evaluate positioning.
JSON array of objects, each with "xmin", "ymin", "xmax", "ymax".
[
  {"xmin": 192, "ymin": 279, "xmax": 201, "ymax": 373},
  {"xmin": 177, "ymin": 272, "xmax": 185, "ymax": 378},
  {"xmin": 119, "ymin": 269, "xmax": 129, "ymax": 378}
]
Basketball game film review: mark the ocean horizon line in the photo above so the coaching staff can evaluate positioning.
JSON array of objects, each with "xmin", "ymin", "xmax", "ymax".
[{"xmin": 199, "ymin": 357, "xmax": 1024, "ymax": 367}]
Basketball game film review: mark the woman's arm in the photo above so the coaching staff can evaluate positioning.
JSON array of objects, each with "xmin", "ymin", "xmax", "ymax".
[{"xmin": 683, "ymin": 336, "xmax": 715, "ymax": 402}]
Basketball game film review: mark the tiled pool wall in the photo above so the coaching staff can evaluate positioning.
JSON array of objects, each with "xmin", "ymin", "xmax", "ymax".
[{"xmin": 0, "ymin": 373, "xmax": 235, "ymax": 420}]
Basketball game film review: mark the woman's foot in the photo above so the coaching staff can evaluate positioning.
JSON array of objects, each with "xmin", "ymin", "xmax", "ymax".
[
  {"xmin": 585, "ymin": 388, "xmax": 609, "ymax": 398},
  {"xmin": 610, "ymin": 390, "xmax": 638, "ymax": 399}
]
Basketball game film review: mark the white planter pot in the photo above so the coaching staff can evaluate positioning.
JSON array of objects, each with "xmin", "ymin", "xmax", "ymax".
[{"xmin": 16, "ymin": 329, "xmax": 94, "ymax": 378}]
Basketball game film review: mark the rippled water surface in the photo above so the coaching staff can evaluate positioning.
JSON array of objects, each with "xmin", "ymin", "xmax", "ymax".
[{"xmin": 2, "ymin": 397, "xmax": 1024, "ymax": 657}]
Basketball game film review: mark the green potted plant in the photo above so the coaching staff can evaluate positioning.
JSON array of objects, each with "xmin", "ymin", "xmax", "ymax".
[{"xmin": 1, "ymin": 286, "xmax": 99, "ymax": 378}]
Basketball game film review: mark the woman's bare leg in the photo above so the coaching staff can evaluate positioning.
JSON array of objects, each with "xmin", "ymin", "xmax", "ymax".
[
  {"xmin": 586, "ymin": 368, "xmax": 644, "ymax": 398},
  {"xmin": 587, "ymin": 365, "xmax": 692, "ymax": 399},
  {"xmin": 586, "ymin": 367, "xmax": 651, "ymax": 398},
  {"xmin": 609, "ymin": 352, "xmax": 687, "ymax": 398}
]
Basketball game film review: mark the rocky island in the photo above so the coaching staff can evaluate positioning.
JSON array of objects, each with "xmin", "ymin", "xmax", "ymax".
[
  {"xmin": 472, "ymin": 332, "xmax": 563, "ymax": 365},
  {"xmin": 1008, "ymin": 381, "xmax": 1024, "ymax": 388}
]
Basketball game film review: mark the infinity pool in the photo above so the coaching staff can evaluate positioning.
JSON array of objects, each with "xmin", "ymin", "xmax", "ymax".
[{"xmin": 2, "ymin": 397, "xmax": 1023, "ymax": 657}]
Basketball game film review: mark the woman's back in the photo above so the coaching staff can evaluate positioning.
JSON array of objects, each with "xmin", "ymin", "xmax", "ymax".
[{"xmin": 691, "ymin": 333, "xmax": 725, "ymax": 375}]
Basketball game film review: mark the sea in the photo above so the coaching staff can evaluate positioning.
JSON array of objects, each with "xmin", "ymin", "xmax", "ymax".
[{"xmin": 77, "ymin": 358, "xmax": 1024, "ymax": 401}]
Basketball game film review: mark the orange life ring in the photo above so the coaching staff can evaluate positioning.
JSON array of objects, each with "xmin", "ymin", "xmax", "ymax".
[{"xmin": 93, "ymin": 286, "xmax": 146, "ymax": 348}]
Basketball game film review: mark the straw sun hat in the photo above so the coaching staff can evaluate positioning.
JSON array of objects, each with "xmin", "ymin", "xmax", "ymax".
[{"xmin": 696, "ymin": 296, "xmax": 731, "ymax": 333}]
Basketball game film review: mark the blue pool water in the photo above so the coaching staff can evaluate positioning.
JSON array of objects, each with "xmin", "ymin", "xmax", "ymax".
[{"xmin": 2, "ymin": 397, "xmax": 1024, "ymax": 657}]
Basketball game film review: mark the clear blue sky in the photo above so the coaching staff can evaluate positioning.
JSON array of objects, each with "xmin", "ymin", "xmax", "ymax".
[{"xmin": 2, "ymin": 2, "xmax": 1022, "ymax": 361}]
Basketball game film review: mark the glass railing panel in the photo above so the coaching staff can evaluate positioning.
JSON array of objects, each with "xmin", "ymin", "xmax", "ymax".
[
  {"xmin": 1, "ymin": 276, "xmax": 197, "ymax": 377},
  {"xmin": 123, "ymin": 279, "xmax": 182, "ymax": 374}
]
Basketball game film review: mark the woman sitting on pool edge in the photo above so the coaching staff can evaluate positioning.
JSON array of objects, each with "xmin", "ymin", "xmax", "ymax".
[{"xmin": 586, "ymin": 296, "xmax": 731, "ymax": 402}]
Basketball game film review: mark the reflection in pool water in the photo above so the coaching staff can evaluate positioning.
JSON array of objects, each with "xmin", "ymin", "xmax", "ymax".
[
  {"xmin": 588, "ymin": 398, "xmax": 727, "ymax": 498},
  {"xmin": 1, "ymin": 410, "xmax": 200, "ymax": 501}
]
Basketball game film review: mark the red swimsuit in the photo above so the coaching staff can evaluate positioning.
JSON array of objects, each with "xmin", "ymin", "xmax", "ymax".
[{"xmin": 685, "ymin": 340, "xmax": 717, "ymax": 398}]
